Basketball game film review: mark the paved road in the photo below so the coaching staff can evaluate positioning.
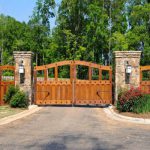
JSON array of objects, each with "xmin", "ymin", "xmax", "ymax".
[{"xmin": 0, "ymin": 106, "xmax": 150, "ymax": 150}]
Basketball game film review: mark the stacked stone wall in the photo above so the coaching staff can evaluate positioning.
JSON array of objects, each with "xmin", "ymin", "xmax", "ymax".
[{"xmin": 114, "ymin": 51, "xmax": 141, "ymax": 101}]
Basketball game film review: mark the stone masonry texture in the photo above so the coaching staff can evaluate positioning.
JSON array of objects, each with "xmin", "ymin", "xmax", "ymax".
[
  {"xmin": 114, "ymin": 51, "xmax": 141, "ymax": 101},
  {"xmin": 13, "ymin": 51, "xmax": 34, "ymax": 105}
]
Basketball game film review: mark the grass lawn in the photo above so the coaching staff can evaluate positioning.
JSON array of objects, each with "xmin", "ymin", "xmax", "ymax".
[{"xmin": 0, "ymin": 105, "xmax": 26, "ymax": 119}]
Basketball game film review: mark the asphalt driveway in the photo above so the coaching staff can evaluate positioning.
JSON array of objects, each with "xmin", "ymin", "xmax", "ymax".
[{"xmin": 0, "ymin": 106, "xmax": 150, "ymax": 150}]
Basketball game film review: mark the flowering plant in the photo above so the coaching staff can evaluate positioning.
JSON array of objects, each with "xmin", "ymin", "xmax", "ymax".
[{"xmin": 117, "ymin": 86, "xmax": 143, "ymax": 112}]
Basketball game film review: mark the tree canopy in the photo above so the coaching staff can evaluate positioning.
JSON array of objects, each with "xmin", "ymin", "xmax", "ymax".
[{"xmin": 0, "ymin": 0, "xmax": 149, "ymax": 65}]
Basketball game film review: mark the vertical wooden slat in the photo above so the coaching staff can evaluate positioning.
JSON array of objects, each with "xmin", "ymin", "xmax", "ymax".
[
  {"xmin": 140, "ymin": 67, "xmax": 144, "ymax": 92},
  {"xmin": 109, "ymin": 70, "xmax": 112, "ymax": 81},
  {"xmin": 74, "ymin": 64, "xmax": 76, "ymax": 81},
  {"xmin": 1, "ymin": 84, "xmax": 4, "ymax": 105},
  {"xmin": 34, "ymin": 70, "xmax": 37, "ymax": 104},
  {"xmin": 109, "ymin": 69, "xmax": 112, "ymax": 104},
  {"xmin": 89, "ymin": 66, "xmax": 92, "ymax": 81},
  {"xmin": 70, "ymin": 64, "xmax": 73, "ymax": 82},
  {"xmin": 99, "ymin": 68, "xmax": 102, "ymax": 80},
  {"xmin": 66, "ymin": 84, "xmax": 68, "ymax": 100},
  {"xmin": 87, "ymin": 83, "xmax": 89, "ymax": 101},
  {"xmin": 59, "ymin": 84, "xmax": 62, "ymax": 100},
  {"xmin": 72, "ymin": 63, "xmax": 76, "ymax": 104},
  {"xmin": 55, "ymin": 65, "xmax": 58, "ymax": 81},
  {"xmin": 44, "ymin": 69, "xmax": 48, "ymax": 81},
  {"xmin": 52, "ymin": 84, "xmax": 55, "ymax": 100},
  {"xmin": 62, "ymin": 84, "xmax": 65, "ymax": 100},
  {"xmin": 35, "ymin": 83, "xmax": 39, "ymax": 104},
  {"xmin": 0, "ymin": 69, "xmax": 2, "ymax": 105},
  {"xmin": 49, "ymin": 83, "xmax": 51, "ymax": 104}
]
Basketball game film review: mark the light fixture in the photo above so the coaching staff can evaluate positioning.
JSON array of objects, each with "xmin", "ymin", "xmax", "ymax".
[
  {"xmin": 126, "ymin": 65, "xmax": 132, "ymax": 74},
  {"xmin": 19, "ymin": 60, "xmax": 24, "ymax": 74}
]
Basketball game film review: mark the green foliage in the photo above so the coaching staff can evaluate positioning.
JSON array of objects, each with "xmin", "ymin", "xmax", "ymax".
[
  {"xmin": 117, "ymin": 87, "xmax": 150, "ymax": 113},
  {"xmin": 117, "ymin": 87, "xmax": 143, "ymax": 112},
  {"xmin": 4, "ymin": 85, "xmax": 19, "ymax": 104},
  {"xmin": 0, "ymin": 0, "xmax": 150, "ymax": 66},
  {"xmin": 117, "ymin": 95, "xmax": 150, "ymax": 114},
  {"xmin": 133, "ymin": 95, "xmax": 150, "ymax": 113},
  {"xmin": 4, "ymin": 85, "xmax": 28, "ymax": 108},
  {"xmin": 10, "ymin": 91, "xmax": 28, "ymax": 108},
  {"xmin": 111, "ymin": 32, "xmax": 129, "ymax": 51},
  {"xmin": 2, "ymin": 71, "xmax": 14, "ymax": 76}
]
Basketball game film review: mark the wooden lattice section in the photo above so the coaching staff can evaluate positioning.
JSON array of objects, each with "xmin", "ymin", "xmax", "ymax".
[
  {"xmin": 34, "ymin": 60, "xmax": 112, "ymax": 105},
  {"xmin": 0, "ymin": 65, "xmax": 15, "ymax": 105},
  {"xmin": 140, "ymin": 66, "xmax": 150, "ymax": 94}
]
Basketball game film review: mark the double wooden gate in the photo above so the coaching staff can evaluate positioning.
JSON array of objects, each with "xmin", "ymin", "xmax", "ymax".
[{"xmin": 34, "ymin": 61, "xmax": 112, "ymax": 105}]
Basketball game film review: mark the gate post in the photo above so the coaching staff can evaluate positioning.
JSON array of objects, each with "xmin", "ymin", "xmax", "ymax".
[
  {"xmin": 13, "ymin": 51, "xmax": 34, "ymax": 105},
  {"xmin": 114, "ymin": 51, "xmax": 141, "ymax": 102}
]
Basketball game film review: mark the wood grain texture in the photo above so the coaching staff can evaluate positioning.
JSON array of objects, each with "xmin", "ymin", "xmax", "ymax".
[
  {"xmin": 140, "ymin": 66, "xmax": 150, "ymax": 94},
  {"xmin": 0, "ymin": 66, "xmax": 15, "ymax": 105}
]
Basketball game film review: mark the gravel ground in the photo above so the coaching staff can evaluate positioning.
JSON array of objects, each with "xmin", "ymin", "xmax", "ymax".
[{"xmin": 0, "ymin": 106, "xmax": 150, "ymax": 150}]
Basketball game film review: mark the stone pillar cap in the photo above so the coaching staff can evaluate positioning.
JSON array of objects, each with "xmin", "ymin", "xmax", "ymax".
[
  {"xmin": 13, "ymin": 51, "xmax": 34, "ymax": 58},
  {"xmin": 13, "ymin": 51, "xmax": 34, "ymax": 55},
  {"xmin": 114, "ymin": 51, "xmax": 141, "ymax": 58},
  {"xmin": 114, "ymin": 51, "xmax": 141, "ymax": 53}
]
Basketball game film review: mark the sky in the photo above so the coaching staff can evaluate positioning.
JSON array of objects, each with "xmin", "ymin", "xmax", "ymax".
[
  {"xmin": 0, "ymin": 0, "xmax": 60, "ymax": 28},
  {"xmin": 0, "ymin": 0, "xmax": 36, "ymax": 22}
]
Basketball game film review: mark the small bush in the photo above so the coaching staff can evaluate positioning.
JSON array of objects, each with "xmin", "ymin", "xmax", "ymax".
[
  {"xmin": 4, "ymin": 85, "xmax": 19, "ymax": 104},
  {"xmin": 117, "ymin": 87, "xmax": 142, "ymax": 112},
  {"xmin": 4, "ymin": 85, "xmax": 28, "ymax": 108},
  {"xmin": 117, "ymin": 87, "xmax": 150, "ymax": 113},
  {"xmin": 10, "ymin": 91, "xmax": 28, "ymax": 108}
]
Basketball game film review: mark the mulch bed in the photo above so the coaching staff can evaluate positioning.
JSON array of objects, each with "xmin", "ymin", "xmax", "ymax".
[{"xmin": 113, "ymin": 107, "xmax": 150, "ymax": 119}]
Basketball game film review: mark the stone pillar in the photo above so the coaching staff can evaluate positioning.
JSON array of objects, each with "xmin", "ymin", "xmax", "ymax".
[
  {"xmin": 114, "ymin": 51, "xmax": 141, "ymax": 101},
  {"xmin": 13, "ymin": 51, "xmax": 34, "ymax": 105}
]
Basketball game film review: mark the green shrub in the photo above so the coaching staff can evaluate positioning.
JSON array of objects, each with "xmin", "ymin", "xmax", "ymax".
[
  {"xmin": 117, "ymin": 87, "xmax": 150, "ymax": 114},
  {"xmin": 117, "ymin": 87, "xmax": 142, "ymax": 112},
  {"xmin": 10, "ymin": 91, "xmax": 28, "ymax": 108},
  {"xmin": 4, "ymin": 85, "xmax": 28, "ymax": 108},
  {"xmin": 4, "ymin": 85, "xmax": 19, "ymax": 104}
]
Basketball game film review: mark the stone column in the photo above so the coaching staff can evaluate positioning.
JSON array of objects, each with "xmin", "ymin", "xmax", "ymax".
[
  {"xmin": 114, "ymin": 51, "xmax": 141, "ymax": 101},
  {"xmin": 13, "ymin": 51, "xmax": 34, "ymax": 105}
]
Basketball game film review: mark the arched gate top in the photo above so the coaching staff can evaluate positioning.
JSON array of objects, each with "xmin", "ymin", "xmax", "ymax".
[{"xmin": 34, "ymin": 60, "xmax": 112, "ymax": 71}]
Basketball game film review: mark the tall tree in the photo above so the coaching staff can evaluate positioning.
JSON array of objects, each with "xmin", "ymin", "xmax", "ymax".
[
  {"xmin": 29, "ymin": 0, "xmax": 56, "ymax": 65},
  {"xmin": 126, "ymin": 0, "xmax": 150, "ymax": 65}
]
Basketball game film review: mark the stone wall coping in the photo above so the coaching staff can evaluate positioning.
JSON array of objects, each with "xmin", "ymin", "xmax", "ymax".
[{"xmin": 114, "ymin": 51, "xmax": 141, "ymax": 58}]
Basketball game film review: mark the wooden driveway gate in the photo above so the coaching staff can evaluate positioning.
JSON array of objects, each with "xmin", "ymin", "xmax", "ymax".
[
  {"xmin": 0, "ymin": 65, "xmax": 15, "ymax": 105},
  {"xmin": 34, "ymin": 61, "xmax": 112, "ymax": 105}
]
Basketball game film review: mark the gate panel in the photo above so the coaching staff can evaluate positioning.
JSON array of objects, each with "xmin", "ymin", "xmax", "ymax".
[
  {"xmin": 35, "ymin": 81, "xmax": 72, "ymax": 105},
  {"xmin": 140, "ymin": 66, "xmax": 150, "ymax": 94},
  {"xmin": 0, "ymin": 66, "xmax": 15, "ymax": 105},
  {"xmin": 34, "ymin": 61, "xmax": 73, "ymax": 105},
  {"xmin": 75, "ymin": 62, "xmax": 112, "ymax": 105}
]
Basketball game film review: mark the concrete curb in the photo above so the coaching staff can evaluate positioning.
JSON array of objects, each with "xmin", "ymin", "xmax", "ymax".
[
  {"xmin": 103, "ymin": 105, "xmax": 150, "ymax": 125},
  {"xmin": 0, "ymin": 105, "xmax": 42, "ymax": 126}
]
